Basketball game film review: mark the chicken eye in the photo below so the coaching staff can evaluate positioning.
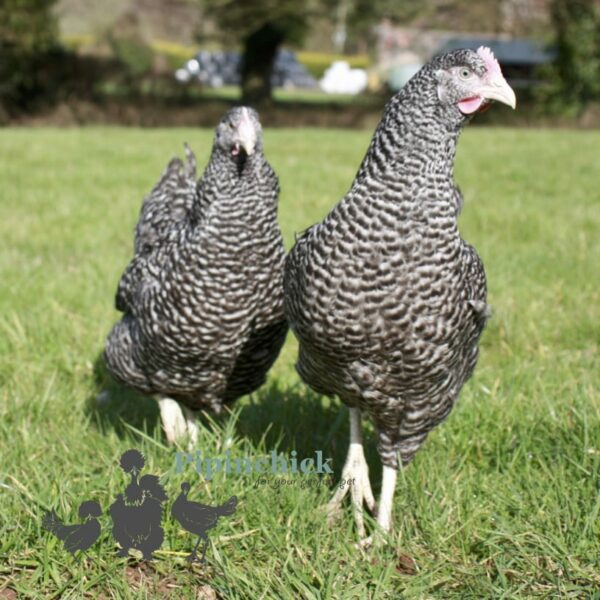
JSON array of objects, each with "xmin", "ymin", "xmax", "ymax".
[{"xmin": 459, "ymin": 67, "xmax": 472, "ymax": 80}]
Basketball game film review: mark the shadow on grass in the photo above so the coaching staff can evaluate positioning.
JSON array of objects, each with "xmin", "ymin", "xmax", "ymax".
[
  {"xmin": 84, "ymin": 350, "xmax": 381, "ymax": 482},
  {"xmin": 237, "ymin": 381, "xmax": 381, "ymax": 482},
  {"xmin": 85, "ymin": 351, "xmax": 161, "ymax": 439}
]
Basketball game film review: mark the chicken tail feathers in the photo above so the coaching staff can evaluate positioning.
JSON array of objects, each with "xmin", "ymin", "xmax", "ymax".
[
  {"xmin": 217, "ymin": 496, "xmax": 237, "ymax": 517},
  {"xmin": 183, "ymin": 142, "xmax": 197, "ymax": 180}
]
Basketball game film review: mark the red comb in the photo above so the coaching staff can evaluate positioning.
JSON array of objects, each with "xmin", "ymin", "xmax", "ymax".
[{"xmin": 476, "ymin": 46, "xmax": 501, "ymax": 77}]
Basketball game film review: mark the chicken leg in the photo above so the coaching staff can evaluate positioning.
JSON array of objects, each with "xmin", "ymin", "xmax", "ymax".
[
  {"xmin": 359, "ymin": 464, "xmax": 398, "ymax": 548},
  {"xmin": 326, "ymin": 407, "xmax": 376, "ymax": 539},
  {"xmin": 376, "ymin": 465, "xmax": 397, "ymax": 533},
  {"xmin": 187, "ymin": 532, "xmax": 209, "ymax": 563},
  {"xmin": 157, "ymin": 398, "xmax": 198, "ymax": 448}
]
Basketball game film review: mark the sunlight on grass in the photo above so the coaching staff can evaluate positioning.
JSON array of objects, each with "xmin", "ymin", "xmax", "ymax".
[{"xmin": 0, "ymin": 127, "xmax": 598, "ymax": 597}]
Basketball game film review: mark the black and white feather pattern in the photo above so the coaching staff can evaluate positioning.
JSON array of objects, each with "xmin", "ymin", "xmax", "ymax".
[
  {"xmin": 105, "ymin": 113, "xmax": 287, "ymax": 413},
  {"xmin": 284, "ymin": 50, "xmax": 490, "ymax": 469}
]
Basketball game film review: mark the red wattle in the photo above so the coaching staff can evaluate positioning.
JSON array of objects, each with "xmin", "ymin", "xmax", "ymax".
[{"xmin": 458, "ymin": 96, "xmax": 484, "ymax": 115}]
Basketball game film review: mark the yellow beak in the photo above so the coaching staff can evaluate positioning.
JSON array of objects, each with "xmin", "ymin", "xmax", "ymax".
[{"xmin": 478, "ymin": 76, "xmax": 517, "ymax": 109}]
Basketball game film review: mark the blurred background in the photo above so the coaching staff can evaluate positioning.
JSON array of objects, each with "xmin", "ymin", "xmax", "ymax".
[{"xmin": 0, "ymin": 0, "xmax": 599, "ymax": 128}]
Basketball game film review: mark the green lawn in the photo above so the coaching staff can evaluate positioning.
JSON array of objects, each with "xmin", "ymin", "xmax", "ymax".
[
  {"xmin": 0, "ymin": 126, "xmax": 598, "ymax": 598},
  {"xmin": 195, "ymin": 85, "xmax": 380, "ymax": 106}
]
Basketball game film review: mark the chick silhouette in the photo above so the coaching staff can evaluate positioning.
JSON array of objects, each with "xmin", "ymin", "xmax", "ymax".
[
  {"xmin": 109, "ymin": 449, "xmax": 167, "ymax": 559},
  {"xmin": 171, "ymin": 482, "xmax": 237, "ymax": 563},
  {"xmin": 42, "ymin": 500, "xmax": 102, "ymax": 555}
]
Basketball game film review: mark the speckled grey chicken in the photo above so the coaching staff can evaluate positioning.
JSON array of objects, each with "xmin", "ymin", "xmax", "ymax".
[
  {"xmin": 284, "ymin": 48, "xmax": 516, "ymax": 541},
  {"xmin": 105, "ymin": 107, "xmax": 287, "ymax": 444}
]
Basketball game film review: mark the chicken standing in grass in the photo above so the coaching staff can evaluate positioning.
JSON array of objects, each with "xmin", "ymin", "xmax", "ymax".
[
  {"xmin": 284, "ymin": 48, "xmax": 516, "ymax": 542},
  {"xmin": 171, "ymin": 482, "xmax": 237, "ymax": 563},
  {"xmin": 104, "ymin": 107, "xmax": 287, "ymax": 444},
  {"xmin": 42, "ymin": 501, "xmax": 102, "ymax": 555}
]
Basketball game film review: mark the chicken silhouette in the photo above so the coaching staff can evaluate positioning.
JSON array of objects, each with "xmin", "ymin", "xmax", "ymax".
[
  {"xmin": 171, "ymin": 482, "xmax": 237, "ymax": 563},
  {"xmin": 110, "ymin": 449, "xmax": 168, "ymax": 559},
  {"xmin": 42, "ymin": 500, "xmax": 102, "ymax": 555}
]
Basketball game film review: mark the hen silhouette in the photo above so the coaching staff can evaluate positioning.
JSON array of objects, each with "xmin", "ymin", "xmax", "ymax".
[
  {"xmin": 42, "ymin": 500, "xmax": 102, "ymax": 555},
  {"xmin": 171, "ymin": 482, "xmax": 237, "ymax": 562}
]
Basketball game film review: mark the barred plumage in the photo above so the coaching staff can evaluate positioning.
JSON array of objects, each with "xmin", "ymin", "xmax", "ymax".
[
  {"xmin": 284, "ymin": 48, "xmax": 515, "ymax": 540},
  {"xmin": 105, "ymin": 108, "xmax": 287, "ymax": 441}
]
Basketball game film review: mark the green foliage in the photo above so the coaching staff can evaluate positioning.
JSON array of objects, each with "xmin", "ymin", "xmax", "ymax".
[
  {"xmin": 103, "ymin": 12, "xmax": 155, "ymax": 80},
  {"xmin": 202, "ymin": 0, "xmax": 338, "ymax": 104},
  {"xmin": 0, "ymin": 0, "xmax": 60, "ymax": 108},
  {"xmin": 0, "ymin": 0, "xmax": 57, "ymax": 52},
  {"xmin": 346, "ymin": 0, "xmax": 426, "ymax": 37},
  {"xmin": 547, "ymin": 0, "xmax": 600, "ymax": 110},
  {"xmin": 109, "ymin": 38, "xmax": 154, "ymax": 78},
  {"xmin": 150, "ymin": 39, "xmax": 202, "ymax": 71},
  {"xmin": 0, "ymin": 127, "xmax": 599, "ymax": 596},
  {"xmin": 203, "ymin": 0, "xmax": 326, "ymax": 45}
]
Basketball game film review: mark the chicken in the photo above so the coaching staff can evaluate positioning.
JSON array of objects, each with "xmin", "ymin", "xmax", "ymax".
[
  {"xmin": 109, "ymin": 449, "xmax": 168, "ymax": 559},
  {"xmin": 42, "ymin": 500, "xmax": 102, "ymax": 554},
  {"xmin": 104, "ymin": 107, "xmax": 288, "ymax": 445},
  {"xmin": 284, "ymin": 48, "xmax": 516, "ymax": 542},
  {"xmin": 171, "ymin": 482, "xmax": 237, "ymax": 562}
]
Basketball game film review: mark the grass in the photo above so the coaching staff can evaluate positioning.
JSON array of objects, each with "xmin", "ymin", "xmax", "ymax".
[
  {"xmin": 195, "ymin": 86, "xmax": 380, "ymax": 106},
  {"xmin": 0, "ymin": 126, "xmax": 599, "ymax": 598},
  {"xmin": 96, "ymin": 80, "xmax": 381, "ymax": 109}
]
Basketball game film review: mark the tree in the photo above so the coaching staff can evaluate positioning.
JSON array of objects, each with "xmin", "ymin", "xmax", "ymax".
[
  {"xmin": 548, "ymin": 0, "xmax": 600, "ymax": 109},
  {"xmin": 204, "ymin": 0, "xmax": 331, "ymax": 106},
  {"xmin": 0, "ymin": 0, "xmax": 60, "ymax": 108}
]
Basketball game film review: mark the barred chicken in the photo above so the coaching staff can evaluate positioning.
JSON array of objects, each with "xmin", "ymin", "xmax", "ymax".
[
  {"xmin": 105, "ymin": 107, "xmax": 287, "ymax": 444},
  {"xmin": 284, "ymin": 48, "xmax": 515, "ymax": 542}
]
